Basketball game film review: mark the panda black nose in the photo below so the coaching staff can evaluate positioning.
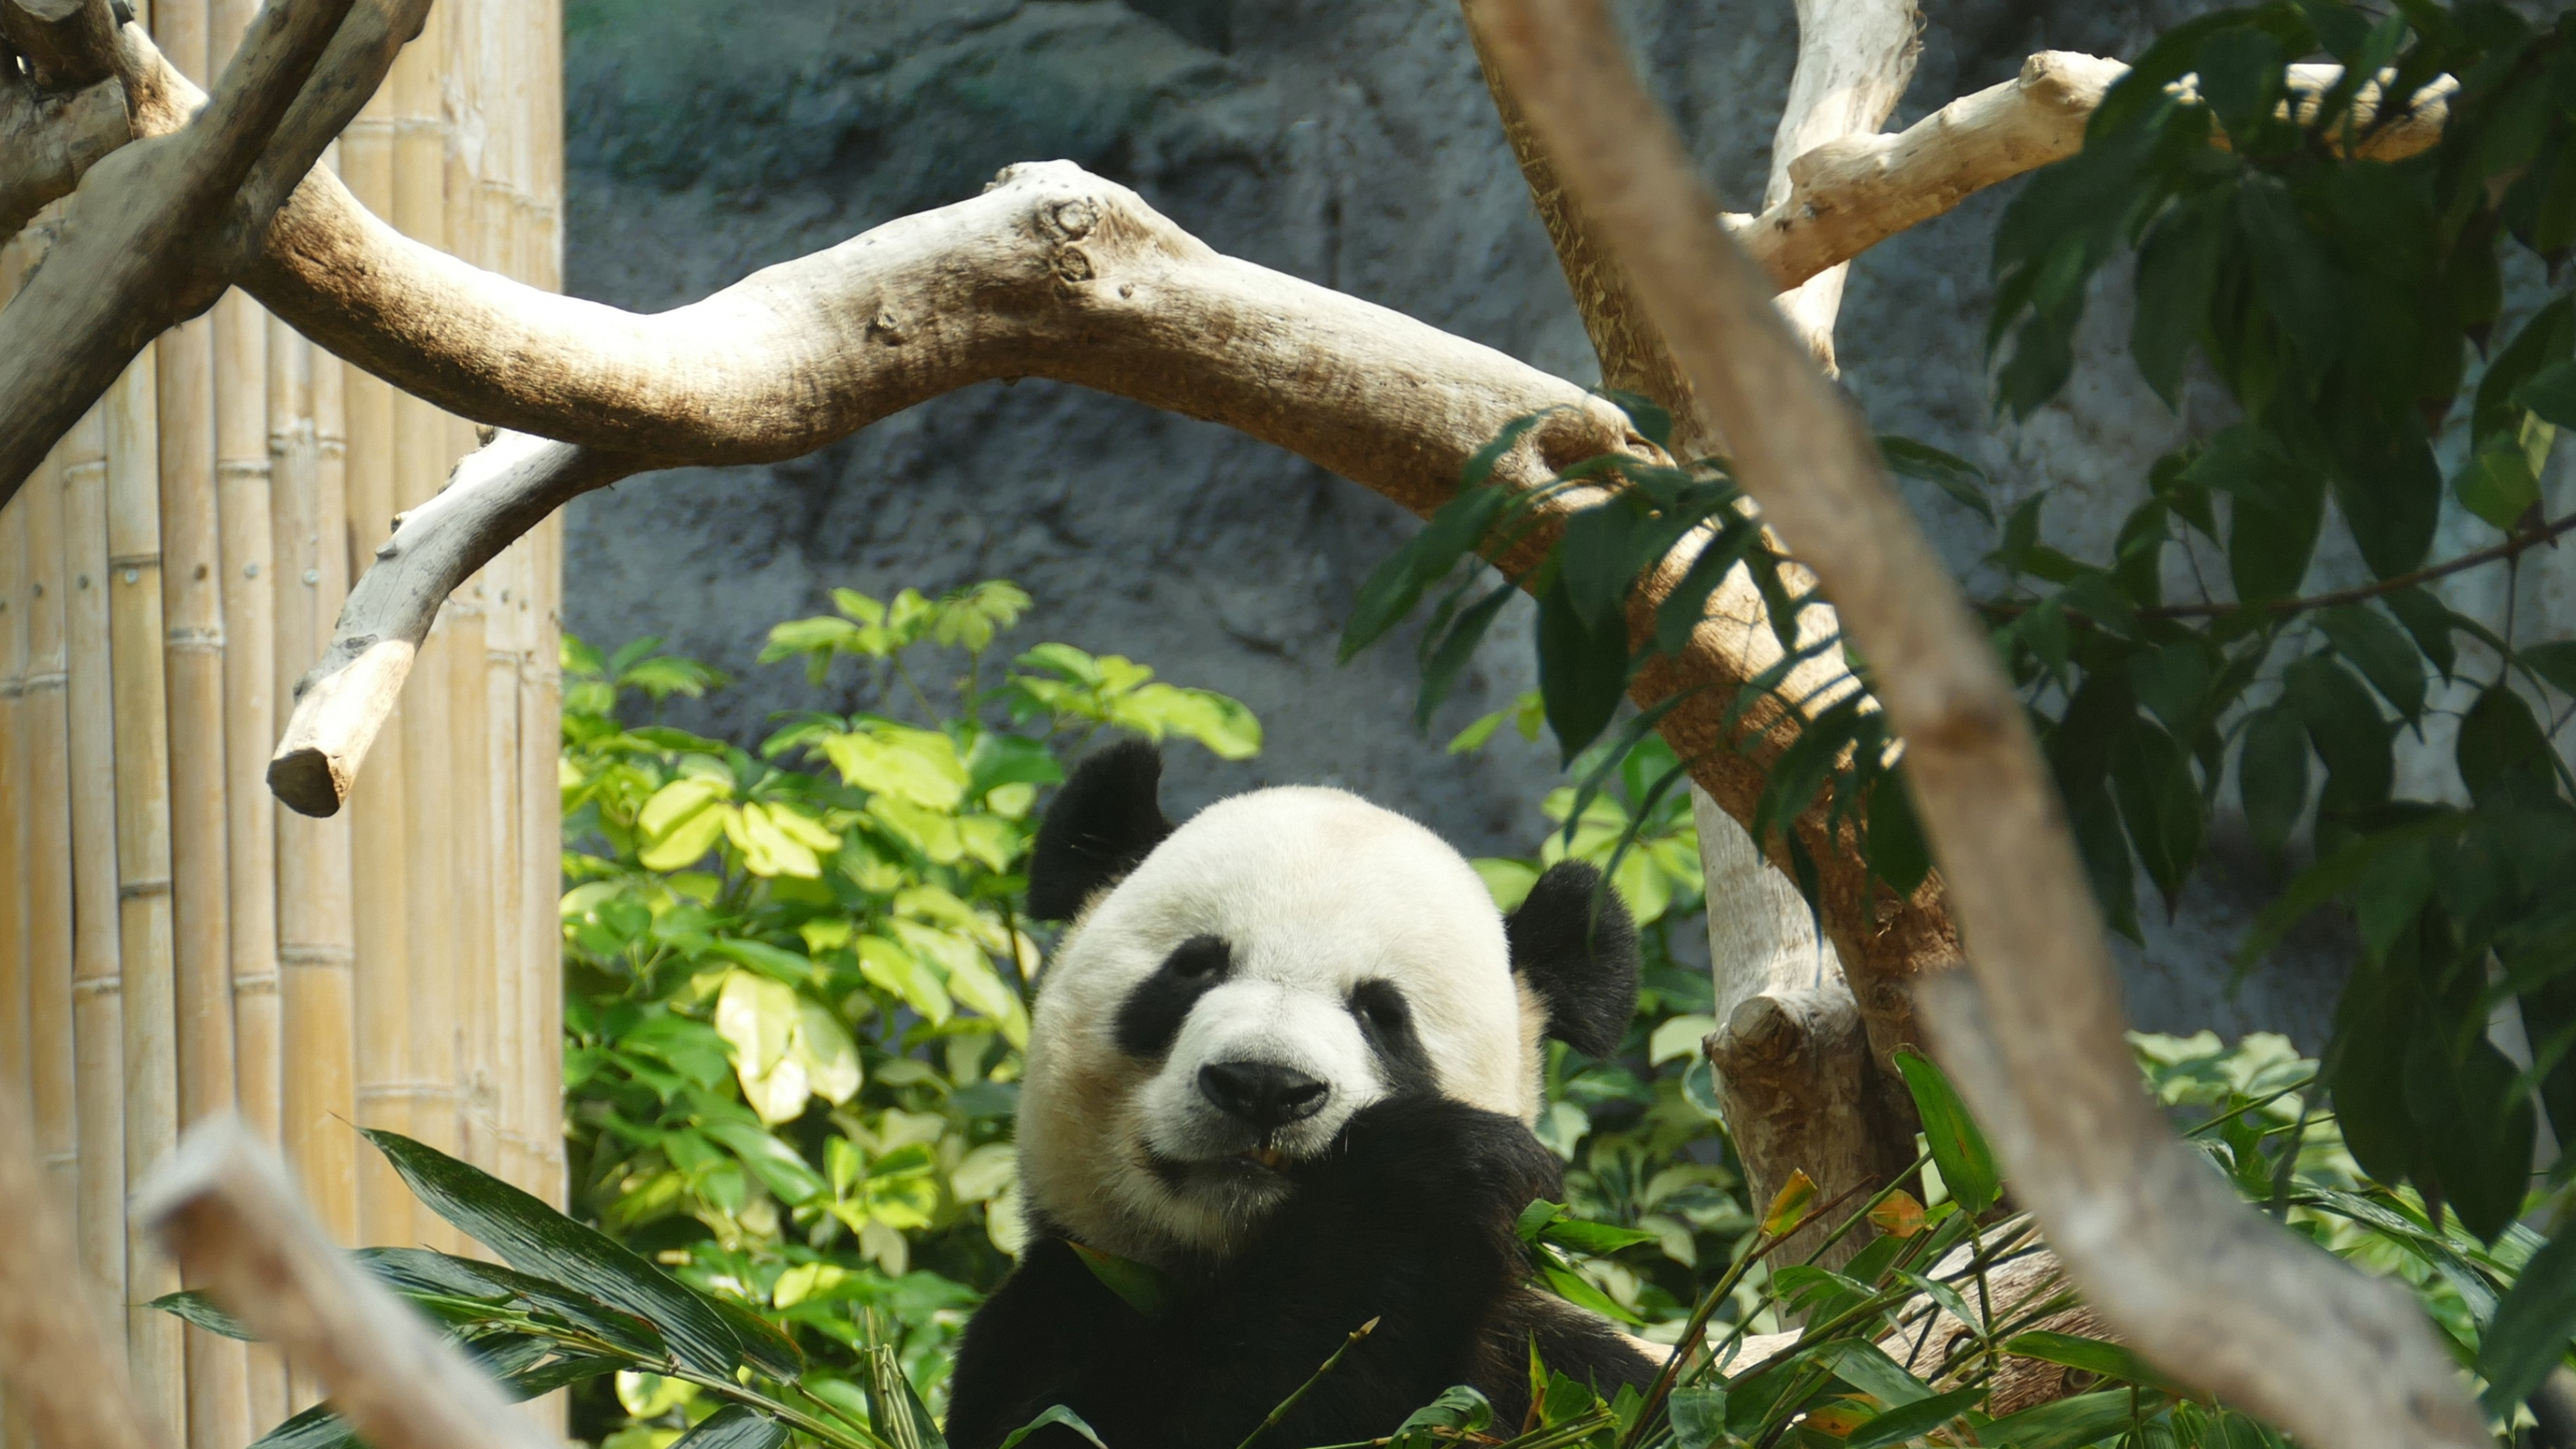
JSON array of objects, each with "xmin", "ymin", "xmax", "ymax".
[{"xmin": 1198, "ymin": 1061, "xmax": 1328, "ymax": 1129}]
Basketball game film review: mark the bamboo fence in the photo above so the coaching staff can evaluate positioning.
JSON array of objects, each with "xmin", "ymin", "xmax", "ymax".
[{"xmin": 0, "ymin": 1, "xmax": 566, "ymax": 1442}]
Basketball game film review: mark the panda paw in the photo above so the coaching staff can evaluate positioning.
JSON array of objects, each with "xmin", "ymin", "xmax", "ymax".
[{"xmin": 1314, "ymin": 1095, "xmax": 1563, "ymax": 1223}]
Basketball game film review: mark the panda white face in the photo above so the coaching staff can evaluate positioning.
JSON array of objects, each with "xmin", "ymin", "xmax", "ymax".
[{"xmin": 1018, "ymin": 786, "xmax": 1542, "ymax": 1267}]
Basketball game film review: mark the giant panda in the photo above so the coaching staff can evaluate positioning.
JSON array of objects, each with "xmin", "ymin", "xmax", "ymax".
[{"xmin": 946, "ymin": 741, "xmax": 1659, "ymax": 1449}]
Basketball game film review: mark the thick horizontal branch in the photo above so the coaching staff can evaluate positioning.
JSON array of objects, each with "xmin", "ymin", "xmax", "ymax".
[
  {"xmin": 265, "ymin": 161, "xmax": 1657, "ymax": 812},
  {"xmin": 134, "ymin": 1118, "xmax": 561, "ymax": 1449},
  {"xmin": 1463, "ymin": 1, "xmax": 2488, "ymax": 1446}
]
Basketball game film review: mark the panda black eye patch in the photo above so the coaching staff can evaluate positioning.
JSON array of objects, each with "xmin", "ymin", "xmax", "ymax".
[
  {"xmin": 1114, "ymin": 934, "xmax": 1233, "ymax": 1060},
  {"xmin": 1350, "ymin": 979, "xmax": 1436, "ymax": 1097}
]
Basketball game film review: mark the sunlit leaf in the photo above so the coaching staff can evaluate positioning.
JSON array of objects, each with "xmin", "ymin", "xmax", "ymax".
[
  {"xmin": 1892, "ymin": 1049, "xmax": 2000, "ymax": 1214},
  {"xmin": 1760, "ymin": 1169, "xmax": 1819, "ymax": 1238}
]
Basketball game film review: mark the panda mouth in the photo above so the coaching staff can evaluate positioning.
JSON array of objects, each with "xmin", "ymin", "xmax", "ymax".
[{"xmin": 1238, "ymin": 1145, "xmax": 1291, "ymax": 1172}]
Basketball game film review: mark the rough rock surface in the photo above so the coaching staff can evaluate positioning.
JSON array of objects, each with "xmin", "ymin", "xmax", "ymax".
[{"xmin": 562, "ymin": 0, "xmax": 2385, "ymax": 1043}]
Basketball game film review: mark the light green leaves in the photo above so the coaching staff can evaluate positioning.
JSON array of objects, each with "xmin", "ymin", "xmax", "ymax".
[
  {"xmin": 1009, "ymin": 643, "xmax": 1262, "ymax": 759},
  {"xmin": 713, "ymin": 970, "xmax": 861, "ymax": 1124},
  {"xmin": 820, "ymin": 725, "xmax": 971, "ymax": 811}
]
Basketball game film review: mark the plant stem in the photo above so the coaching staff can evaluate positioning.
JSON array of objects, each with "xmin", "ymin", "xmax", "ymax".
[{"xmin": 1232, "ymin": 1317, "xmax": 1380, "ymax": 1449}]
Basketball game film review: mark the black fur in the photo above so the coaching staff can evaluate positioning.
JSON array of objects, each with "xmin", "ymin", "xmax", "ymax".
[
  {"xmin": 1504, "ymin": 862, "xmax": 1641, "ymax": 1059},
  {"xmin": 1114, "ymin": 936, "xmax": 1233, "ymax": 1059},
  {"xmin": 1028, "ymin": 741, "xmax": 1175, "ymax": 921},
  {"xmin": 1350, "ymin": 981, "xmax": 1438, "ymax": 1097},
  {"xmin": 946, "ymin": 1099, "xmax": 1655, "ymax": 1449}
]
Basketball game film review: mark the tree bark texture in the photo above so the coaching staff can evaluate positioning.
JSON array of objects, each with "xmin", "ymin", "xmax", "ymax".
[{"xmin": 1458, "ymin": 1, "xmax": 2489, "ymax": 1445}]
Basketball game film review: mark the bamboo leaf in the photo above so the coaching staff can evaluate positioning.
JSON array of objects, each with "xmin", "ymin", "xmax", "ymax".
[
  {"xmin": 1760, "ymin": 1169, "xmax": 1819, "ymax": 1238},
  {"xmin": 1892, "ymin": 1049, "xmax": 2000, "ymax": 1214},
  {"xmin": 363, "ymin": 1129, "xmax": 745, "ymax": 1379},
  {"xmin": 672, "ymin": 1405, "xmax": 788, "ymax": 1449}
]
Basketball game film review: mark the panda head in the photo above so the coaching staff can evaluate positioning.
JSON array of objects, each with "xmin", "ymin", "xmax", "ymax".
[{"xmin": 1014, "ymin": 741, "xmax": 1640, "ymax": 1269}]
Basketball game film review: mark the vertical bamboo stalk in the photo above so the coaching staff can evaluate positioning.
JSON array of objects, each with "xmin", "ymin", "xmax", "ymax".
[
  {"xmin": 27, "ymin": 374, "xmax": 78, "ymax": 1251},
  {"xmin": 387, "ymin": 2, "xmax": 460, "ymax": 1251},
  {"xmin": 532, "ymin": 0, "xmax": 568, "ymax": 1219},
  {"xmin": 152, "ymin": 1, "xmax": 248, "ymax": 1439},
  {"xmin": 62, "ymin": 399, "xmax": 123, "ymax": 1344},
  {"xmin": 338, "ymin": 92, "xmax": 414, "ymax": 1254},
  {"xmin": 2, "ymin": 239, "xmax": 31, "ymax": 1111},
  {"xmin": 278, "ymin": 320, "xmax": 357, "ymax": 1417},
  {"xmin": 105, "ymin": 356, "xmax": 184, "ymax": 1436}
]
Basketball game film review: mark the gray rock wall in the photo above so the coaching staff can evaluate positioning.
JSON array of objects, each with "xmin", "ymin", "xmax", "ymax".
[{"xmin": 559, "ymin": 0, "xmax": 2415, "ymax": 1046}]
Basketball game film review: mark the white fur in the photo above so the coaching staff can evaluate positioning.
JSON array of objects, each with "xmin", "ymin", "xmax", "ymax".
[{"xmin": 1017, "ymin": 786, "xmax": 1542, "ymax": 1267}]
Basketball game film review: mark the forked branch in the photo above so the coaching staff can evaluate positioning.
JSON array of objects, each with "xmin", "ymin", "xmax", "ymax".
[{"xmin": 1460, "ymin": 1, "xmax": 2488, "ymax": 1446}]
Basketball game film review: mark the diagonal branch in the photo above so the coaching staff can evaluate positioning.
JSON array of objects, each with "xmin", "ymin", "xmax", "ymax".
[
  {"xmin": 0, "ymin": 1074, "xmax": 169, "ymax": 1449},
  {"xmin": 1460, "ymin": 1, "xmax": 2487, "ymax": 1445},
  {"xmin": 133, "ymin": 1118, "xmax": 561, "ymax": 1449},
  {"xmin": 0, "ymin": 0, "xmax": 429, "ymax": 502}
]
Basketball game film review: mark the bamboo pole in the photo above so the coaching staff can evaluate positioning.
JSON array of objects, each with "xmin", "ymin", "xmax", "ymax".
[
  {"xmin": 105, "ymin": 354, "xmax": 184, "ymax": 1436},
  {"xmin": 337, "ymin": 89, "xmax": 415, "ymax": 1256},
  {"xmin": 26, "ymin": 345, "xmax": 78, "ymax": 1250},
  {"xmin": 215, "ymin": 1, "xmax": 283, "ymax": 1422},
  {"xmin": 386, "ymin": 2, "xmax": 461, "ymax": 1253},
  {"xmin": 2, "ymin": 241, "xmax": 31, "ymax": 1114},
  {"xmin": 62, "ymin": 397, "xmax": 122, "ymax": 1340},
  {"xmin": 150, "ymin": 0, "xmax": 252, "ymax": 1435},
  {"xmin": 276, "ymin": 314, "xmax": 358, "ymax": 1415},
  {"xmin": 531, "ymin": 0, "xmax": 568, "ymax": 1217}
]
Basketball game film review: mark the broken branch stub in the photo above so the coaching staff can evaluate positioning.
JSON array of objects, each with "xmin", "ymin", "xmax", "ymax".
[{"xmin": 1460, "ymin": 1, "xmax": 2488, "ymax": 1446}]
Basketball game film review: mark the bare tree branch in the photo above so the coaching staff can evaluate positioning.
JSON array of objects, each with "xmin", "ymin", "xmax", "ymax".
[
  {"xmin": 0, "ymin": 1077, "xmax": 170, "ymax": 1449},
  {"xmin": 0, "ymin": 0, "xmax": 430, "ymax": 501},
  {"xmin": 133, "ymin": 1117, "xmax": 562, "ymax": 1449},
  {"xmin": 1737, "ymin": 55, "xmax": 2452, "ymax": 294},
  {"xmin": 0, "ymin": 69, "xmax": 125, "ymax": 238},
  {"xmin": 0, "ymin": 0, "xmax": 121, "ymax": 88},
  {"xmin": 261, "ymin": 162, "xmax": 1658, "ymax": 813},
  {"xmin": 1460, "ymin": 1, "xmax": 2488, "ymax": 1446}
]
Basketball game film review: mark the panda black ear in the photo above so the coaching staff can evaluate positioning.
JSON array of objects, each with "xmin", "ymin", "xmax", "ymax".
[
  {"xmin": 1505, "ymin": 861, "xmax": 1640, "ymax": 1059},
  {"xmin": 1027, "ymin": 739, "xmax": 1175, "ymax": 921}
]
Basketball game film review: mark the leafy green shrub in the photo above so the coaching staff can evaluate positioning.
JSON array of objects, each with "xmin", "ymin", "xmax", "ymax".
[{"xmin": 556, "ymin": 580, "xmax": 1260, "ymax": 1430}]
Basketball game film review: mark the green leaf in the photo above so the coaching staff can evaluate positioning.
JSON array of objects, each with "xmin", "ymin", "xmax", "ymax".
[
  {"xmin": 1665, "ymin": 1386, "xmax": 1727, "ymax": 1449},
  {"xmin": 669, "ymin": 1406, "xmax": 788, "ymax": 1449},
  {"xmin": 1417, "ymin": 579, "xmax": 1517, "ymax": 729},
  {"xmin": 1536, "ymin": 572, "xmax": 1631, "ymax": 764},
  {"xmin": 2523, "ymin": 641, "xmax": 2576, "ymax": 698},
  {"xmin": 244, "ymin": 1405, "xmax": 358, "ymax": 1449},
  {"xmin": 1760, "ymin": 1169, "xmax": 1819, "ymax": 1238},
  {"xmin": 2480, "ymin": 1226, "xmax": 2576, "ymax": 1412},
  {"xmin": 1538, "ymin": 1214, "xmax": 1662, "ymax": 1256},
  {"xmin": 998, "ymin": 1407, "xmax": 1108, "ymax": 1449},
  {"xmin": 2404, "ymin": 1022, "xmax": 2536, "ymax": 1243},
  {"xmin": 1892, "ymin": 1049, "xmax": 2000, "ymax": 1213},
  {"xmin": 1391, "ymin": 1387, "xmax": 1494, "ymax": 1449},
  {"xmin": 1818, "ymin": 1341, "xmax": 1933, "ymax": 1407},
  {"xmin": 2456, "ymin": 446, "xmax": 2541, "ymax": 532},
  {"xmin": 2383, "ymin": 587, "xmax": 2460, "ymax": 681},
  {"xmin": 699, "ymin": 1119, "xmax": 828, "ymax": 1208},
  {"xmin": 2131, "ymin": 188, "xmax": 2228, "ymax": 405},
  {"xmin": 359, "ymin": 1247, "xmax": 667, "ymax": 1358},
  {"xmin": 2457, "ymin": 686, "xmax": 2557, "ymax": 808},
  {"xmin": 1866, "ymin": 771, "xmax": 1932, "ymax": 898},
  {"xmin": 2518, "ymin": 359, "xmax": 2576, "ymax": 429},
  {"xmin": 2003, "ymin": 1331, "xmax": 2180, "ymax": 1392},
  {"xmin": 1843, "ymin": 1386, "xmax": 1984, "ymax": 1449},
  {"xmin": 2237, "ymin": 705, "xmax": 2311, "ymax": 860},
  {"xmin": 1880, "ymin": 437, "xmax": 1994, "ymax": 521},
  {"xmin": 2283, "ymin": 655, "xmax": 2393, "ymax": 816},
  {"xmin": 362, "ymin": 1129, "xmax": 745, "ymax": 1379},
  {"xmin": 150, "ymin": 1290, "xmax": 251, "ymax": 1340},
  {"xmin": 2236, "ymin": 812, "xmax": 2467, "ymax": 971},
  {"xmin": 1537, "ymin": 1250, "xmax": 1643, "ymax": 1325},
  {"xmin": 1068, "ymin": 1241, "xmax": 1179, "ymax": 1320},
  {"xmin": 1977, "ymin": 1389, "xmax": 2150, "ymax": 1449},
  {"xmin": 2316, "ymin": 604, "xmax": 2427, "ymax": 723},
  {"xmin": 2110, "ymin": 720, "xmax": 2204, "ymax": 910}
]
